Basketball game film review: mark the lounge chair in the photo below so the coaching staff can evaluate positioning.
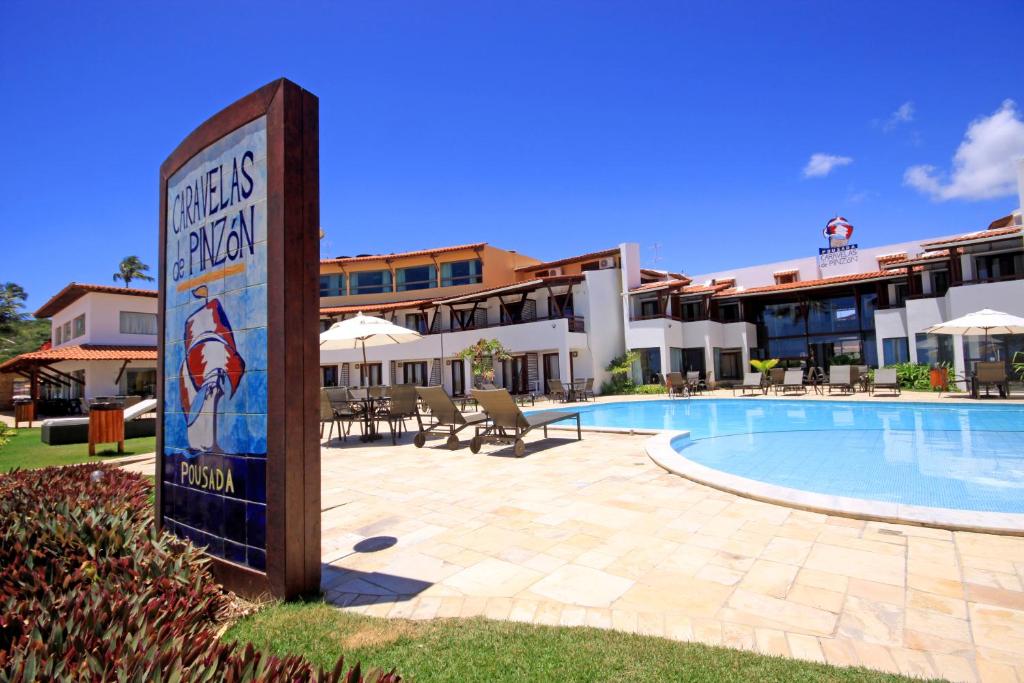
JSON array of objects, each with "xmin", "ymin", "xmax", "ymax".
[
  {"xmin": 827, "ymin": 365, "xmax": 854, "ymax": 395},
  {"xmin": 469, "ymin": 388, "xmax": 581, "ymax": 457},
  {"xmin": 779, "ymin": 369, "xmax": 806, "ymax": 395},
  {"xmin": 973, "ymin": 361, "xmax": 1009, "ymax": 399},
  {"xmin": 733, "ymin": 372, "xmax": 766, "ymax": 397},
  {"xmin": 40, "ymin": 398, "xmax": 158, "ymax": 445},
  {"xmin": 871, "ymin": 368, "xmax": 900, "ymax": 396},
  {"xmin": 665, "ymin": 372, "xmax": 688, "ymax": 399},
  {"xmin": 414, "ymin": 386, "xmax": 488, "ymax": 449},
  {"xmin": 378, "ymin": 384, "xmax": 419, "ymax": 444},
  {"xmin": 482, "ymin": 381, "xmax": 535, "ymax": 406}
]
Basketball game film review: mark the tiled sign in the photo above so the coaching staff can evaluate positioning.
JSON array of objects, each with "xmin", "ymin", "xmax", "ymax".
[{"xmin": 161, "ymin": 116, "xmax": 269, "ymax": 571}]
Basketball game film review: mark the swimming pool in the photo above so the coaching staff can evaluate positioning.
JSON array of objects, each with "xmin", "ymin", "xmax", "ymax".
[{"xmin": 548, "ymin": 399, "xmax": 1024, "ymax": 516}]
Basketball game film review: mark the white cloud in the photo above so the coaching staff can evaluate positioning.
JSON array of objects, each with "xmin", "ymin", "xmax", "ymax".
[
  {"xmin": 904, "ymin": 99, "xmax": 1024, "ymax": 201},
  {"xmin": 882, "ymin": 101, "xmax": 915, "ymax": 131},
  {"xmin": 803, "ymin": 153, "xmax": 853, "ymax": 178}
]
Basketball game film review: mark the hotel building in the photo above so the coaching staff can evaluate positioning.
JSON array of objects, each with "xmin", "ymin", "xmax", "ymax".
[
  {"xmin": 320, "ymin": 205, "xmax": 1024, "ymax": 393},
  {"xmin": 0, "ymin": 283, "xmax": 158, "ymax": 404}
]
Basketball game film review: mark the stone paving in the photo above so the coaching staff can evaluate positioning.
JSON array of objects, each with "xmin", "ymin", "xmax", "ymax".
[{"xmin": 319, "ymin": 414, "xmax": 1024, "ymax": 683}]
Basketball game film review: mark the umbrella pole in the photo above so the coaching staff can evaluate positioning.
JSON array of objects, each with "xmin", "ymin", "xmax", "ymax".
[{"xmin": 361, "ymin": 339, "xmax": 369, "ymax": 386}]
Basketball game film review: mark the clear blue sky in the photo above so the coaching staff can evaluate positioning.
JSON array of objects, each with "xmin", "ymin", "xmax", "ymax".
[{"xmin": 2, "ymin": 1, "xmax": 1022, "ymax": 308}]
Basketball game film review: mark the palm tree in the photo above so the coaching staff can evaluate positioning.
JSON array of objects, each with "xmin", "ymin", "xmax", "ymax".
[{"xmin": 113, "ymin": 256, "xmax": 155, "ymax": 287}]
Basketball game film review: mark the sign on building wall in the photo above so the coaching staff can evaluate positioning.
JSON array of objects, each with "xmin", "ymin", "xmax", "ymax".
[
  {"xmin": 157, "ymin": 79, "xmax": 320, "ymax": 599},
  {"xmin": 818, "ymin": 216, "xmax": 860, "ymax": 277}
]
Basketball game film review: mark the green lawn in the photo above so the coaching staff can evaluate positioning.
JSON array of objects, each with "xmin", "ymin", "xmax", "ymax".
[
  {"xmin": 0, "ymin": 427, "xmax": 155, "ymax": 472},
  {"xmin": 226, "ymin": 602, "xmax": 935, "ymax": 683}
]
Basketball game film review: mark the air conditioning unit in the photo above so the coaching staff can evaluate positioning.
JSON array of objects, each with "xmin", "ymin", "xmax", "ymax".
[
  {"xmin": 598, "ymin": 257, "xmax": 616, "ymax": 269},
  {"xmin": 546, "ymin": 267, "xmax": 563, "ymax": 276}
]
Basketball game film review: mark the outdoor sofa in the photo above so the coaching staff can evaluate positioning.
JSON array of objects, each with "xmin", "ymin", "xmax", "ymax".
[{"xmin": 40, "ymin": 398, "xmax": 158, "ymax": 445}]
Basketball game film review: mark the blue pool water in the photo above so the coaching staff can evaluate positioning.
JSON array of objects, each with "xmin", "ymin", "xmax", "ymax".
[{"xmin": 542, "ymin": 399, "xmax": 1024, "ymax": 513}]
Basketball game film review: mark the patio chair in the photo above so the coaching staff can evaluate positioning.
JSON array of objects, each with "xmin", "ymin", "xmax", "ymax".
[
  {"xmin": 686, "ymin": 371, "xmax": 704, "ymax": 394},
  {"xmin": 325, "ymin": 386, "xmax": 363, "ymax": 439},
  {"xmin": 469, "ymin": 388, "xmax": 581, "ymax": 457},
  {"xmin": 548, "ymin": 378, "xmax": 567, "ymax": 402},
  {"xmin": 768, "ymin": 367, "xmax": 785, "ymax": 393},
  {"xmin": 827, "ymin": 365, "xmax": 854, "ymax": 395},
  {"xmin": 414, "ymin": 385, "xmax": 488, "ymax": 449},
  {"xmin": 319, "ymin": 388, "xmax": 350, "ymax": 442},
  {"xmin": 871, "ymin": 368, "xmax": 900, "ymax": 396},
  {"xmin": 665, "ymin": 372, "xmax": 688, "ymax": 399},
  {"xmin": 973, "ymin": 361, "xmax": 1009, "ymax": 399},
  {"xmin": 581, "ymin": 378, "xmax": 596, "ymax": 401},
  {"xmin": 779, "ymin": 369, "xmax": 807, "ymax": 395},
  {"xmin": 378, "ymin": 384, "xmax": 419, "ymax": 444},
  {"xmin": 733, "ymin": 372, "xmax": 766, "ymax": 397}
]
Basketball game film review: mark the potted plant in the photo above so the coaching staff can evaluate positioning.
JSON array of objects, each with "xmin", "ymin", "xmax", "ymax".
[
  {"xmin": 457, "ymin": 338, "xmax": 512, "ymax": 388},
  {"xmin": 750, "ymin": 358, "xmax": 779, "ymax": 387}
]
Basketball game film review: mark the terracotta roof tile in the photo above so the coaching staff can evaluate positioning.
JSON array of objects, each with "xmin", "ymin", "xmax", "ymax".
[
  {"xmin": 714, "ymin": 270, "xmax": 901, "ymax": 297},
  {"xmin": 320, "ymin": 243, "xmax": 487, "ymax": 265},
  {"xmin": 920, "ymin": 225, "xmax": 1022, "ymax": 248},
  {"xmin": 0, "ymin": 345, "xmax": 157, "ymax": 372},
  {"xmin": 34, "ymin": 282, "xmax": 157, "ymax": 319},
  {"xmin": 515, "ymin": 248, "xmax": 619, "ymax": 272},
  {"xmin": 320, "ymin": 298, "xmax": 434, "ymax": 316},
  {"xmin": 875, "ymin": 252, "xmax": 908, "ymax": 265}
]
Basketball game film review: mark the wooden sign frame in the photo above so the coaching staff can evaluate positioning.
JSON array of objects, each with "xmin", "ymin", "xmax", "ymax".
[{"xmin": 157, "ymin": 79, "xmax": 320, "ymax": 599}]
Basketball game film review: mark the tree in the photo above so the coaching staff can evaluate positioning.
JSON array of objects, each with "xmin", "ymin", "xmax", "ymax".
[
  {"xmin": 457, "ymin": 339, "xmax": 512, "ymax": 386},
  {"xmin": 0, "ymin": 282, "xmax": 28, "ymax": 334},
  {"xmin": 113, "ymin": 256, "xmax": 155, "ymax": 287}
]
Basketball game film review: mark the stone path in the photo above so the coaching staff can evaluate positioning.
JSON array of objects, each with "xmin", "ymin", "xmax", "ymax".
[{"xmin": 319, "ymin": 427, "xmax": 1024, "ymax": 683}]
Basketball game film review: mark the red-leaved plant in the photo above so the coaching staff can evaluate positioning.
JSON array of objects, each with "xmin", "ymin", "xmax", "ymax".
[{"xmin": 0, "ymin": 465, "xmax": 399, "ymax": 682}]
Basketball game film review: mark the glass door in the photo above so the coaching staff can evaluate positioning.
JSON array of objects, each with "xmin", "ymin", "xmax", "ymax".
[{"xmin": 451, "ymin": 359, "xmax": 465, "ymax": 396}]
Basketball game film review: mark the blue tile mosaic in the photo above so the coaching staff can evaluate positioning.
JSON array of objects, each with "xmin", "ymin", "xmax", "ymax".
[{"xmin": 161, "ymin": 116, "xmax": 269, "ymax": 572}]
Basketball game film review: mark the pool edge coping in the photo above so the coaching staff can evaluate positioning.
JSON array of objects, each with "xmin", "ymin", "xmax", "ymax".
[{"xmin": 645, "ymin": 430, "xmax": 1024, "ymax": 537}]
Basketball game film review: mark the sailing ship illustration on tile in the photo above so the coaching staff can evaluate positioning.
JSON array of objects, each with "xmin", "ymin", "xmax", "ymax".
[{"xmin": 179, "ymin": 284, "xmax": 246, "ymax": 454}]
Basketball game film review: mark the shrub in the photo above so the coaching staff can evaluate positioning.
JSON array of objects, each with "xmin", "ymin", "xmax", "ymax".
[
  {"xmin": 0, "ymin": 465, "xmax": 399, "ymax": 682},
  {"xmin": 885, "ymin": 362, "xmax": 934, "ymax": 391}
]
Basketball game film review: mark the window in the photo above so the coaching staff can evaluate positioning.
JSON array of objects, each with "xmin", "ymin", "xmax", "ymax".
[
  {"xmin": 806, "ymin": 296, "xmax": 859, "ymax": 334},
  {"xmin": 319, "ymin": 319, "xmax": 333, "ymax": 333},
  {"xmin": 441, "ymin": 259, "xmax": 482, "ymax": 287},
  {"xmin": 717, "ymin": 302, "xmax": 741, "ymax": 323},
  {"xmin": 680, "ymin": 300, "xmax": 703, "ymax": 321},
  {"xmin": 634, "ymin": 348, "xmax": 662, "ymax": 384},
  {"xmin": 404, "ymin": 313, "xmax": 428, "ymax": 334},
  {"xmin": 882, "ymin": 337, "xmax": 910, "ymax": 365},
  {"xmin": 670, "ymin": 347, "xmax": 684, "ymax": 372},
  {"xmin": 975, "ymin": 251, "xmax": 1023, "ymax": 281},
  {"xmin": 915, "ymin": 333, "xmax": 954, "ymax": 367},
  {"xmin": 542, "ymin": 353, "xmax": 561, "ymax": 393},
  {"xmin": 350, "ymin": 270, "xmax": 392, "ymax": 295},
  {"xmin": 360, "ymin": 363, "xmax": 383, "ymax": 386},
  {"xmin": 73, "ymin": 315, "xmax": 85, "ymax": 338},
  {"xmin": 63, "ymin": 321, "xmax": 72, "ymax": 342},
  {"xmin": 930, "ymin": 270, "xmax": 950, "ymax": 297},
  {"xmin": 321, "ymin": 365, "xmax": 338, "ymax": 387},
  {"xmin": 402, "ymin": 361, "xmax": 429, "ymax": 386},
  {"xmin": 319, "ymin": 274, "xmax": 345, "ymax": 297},
  {"xmin": 774, "ymin": 271, "xmax": 798, "ymax": 285},
  {"xmin": 639, "ymin": 300, "xmax": 659, "ymax": 318},
  {"xmin": 892, "ymin": 283, "xmax": 908, "ymax": 307},
  {"xmin": 580, "ymin": 260, "xmax": 602, "ymax": 272},
  {"xmin": 761, "ymin": 302, "xmax": 805, "ymax": 337},
  {"xmin": 120, "ymin": 311, "xmax": 157, "ymax": 335},
  {"xmin": 122, "ymin": 368, "xmax": 156, "ymax": 397},
  {"xmin": 451, "ymin": 308, "xmax": 478, "ymax": 330},
  {"xmin": 55, "ymin": 325, "xmax": 62, "ymax": 346},
  {"xmin": 860, "ymin": 292, "xmax": 878, "ymax": 330},
  {"xmin": 396, "ymin": 264, "xmax": 437, "ymax": 291}
]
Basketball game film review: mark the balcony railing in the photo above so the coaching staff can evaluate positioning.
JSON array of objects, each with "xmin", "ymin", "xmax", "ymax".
[{"xmin": 433, "ymin": 314, "xmax": 586, "ymax": 335}]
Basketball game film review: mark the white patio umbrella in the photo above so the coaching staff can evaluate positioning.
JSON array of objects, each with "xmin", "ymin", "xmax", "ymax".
[
  {"xmin": 924, "ymin": 309, "xmax": 1024, "ymax": 360},
  {"xmin": 319, "ymin": 312, "xmax": 421, "ymax": 384}
]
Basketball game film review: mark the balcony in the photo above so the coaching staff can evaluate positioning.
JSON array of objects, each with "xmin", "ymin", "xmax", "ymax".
[{"xmin": 440, "ymin": 313, "xmax": 585, "ymax": 335}]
